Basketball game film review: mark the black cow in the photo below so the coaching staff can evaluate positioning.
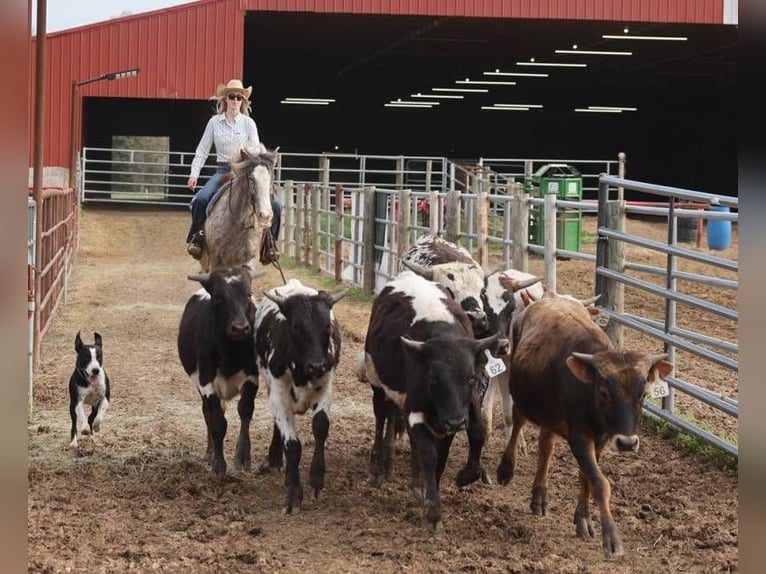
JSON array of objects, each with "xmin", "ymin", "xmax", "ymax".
[
  {"xmin": 254, "ymin": 279, "xmax": 348, "ymax": 514},
  {"xmin": 362, "ymin": 270, "xmax": 499, "ymax": 530},
  {"xmin": 497, "ymin": 294, "xmax": 673, "ymax": 557},
  {"xmin": 177, "ymin": 266, "xmax": 259, "ymax": 475}
]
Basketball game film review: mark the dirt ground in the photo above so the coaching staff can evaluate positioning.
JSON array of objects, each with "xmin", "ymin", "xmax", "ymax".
[{"xmin": 28, "ymin": 208, "xmax": 738, "ymax": 573}]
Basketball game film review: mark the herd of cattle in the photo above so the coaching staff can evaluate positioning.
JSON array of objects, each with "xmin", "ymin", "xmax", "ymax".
[{"xmin": 175, "ymin": 233, "xmax": 673, "ymax": 559}]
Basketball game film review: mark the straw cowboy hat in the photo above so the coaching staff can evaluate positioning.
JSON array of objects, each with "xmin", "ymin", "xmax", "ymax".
[{"xmin": 213, "ymin": 79, "xmax": 253, "ymax": 100}]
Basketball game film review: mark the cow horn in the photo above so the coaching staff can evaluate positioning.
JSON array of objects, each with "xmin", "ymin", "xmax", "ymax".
[
  {"xmin": 263, "ymin": 290, "xmax": 286, "ymax": 306},
  {"xmin": 579, "ymin": 294, "xmax": 602, "ymax": 306},
  {"xmin": 509, "ymin": 275, "xmax": 543, "ymax": 292},
  {"xmin": 187, "ymin": 273, "xmax": 210, "ymax": 283},
  {"xmin": 483, "ymin": 264, "xmax": 505, "ymax": 279},
  {"xmin": 328, "ymin": 288, "xmax": 350, "ymax": 306},
  {"xmin": 402, "ymin": 260, "xmax": 434, "ymax": 281},
  {"xmin": 400, "ymin": 336, "xmax": 425, "ymax": 351},
  {"xmin": 570, "ymin": 352, "xmax": 596, "ymax": 365},
  {"xmin": 648, "ymin": 353, "xmax": 670, "ymax": 366},
  {"xmin": 475, "ymin": 332, "xmax": 501, "ymax": 352},
  {"xmin": 242, "ymin": 264, "xmax": 266, "ymax": 280}
]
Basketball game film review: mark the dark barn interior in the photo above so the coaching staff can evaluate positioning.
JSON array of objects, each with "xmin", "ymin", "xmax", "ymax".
[{"xmin": 81, "ymin": 11, "xmax": 737, "ymax": 197}]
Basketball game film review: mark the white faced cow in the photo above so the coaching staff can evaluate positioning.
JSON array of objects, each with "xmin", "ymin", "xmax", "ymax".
[
  {"xmin": 177, "ymin": 266, "xmax": 260, "ymax": 476},
  {"xmin": 362, "ymin": 270, "xmax": 499, "ymax": 531},
  {"xmin": 254, "ymin": 279, "xmax": 348, "ymax": 514},
  {"xmin": 497, "ymin": 294, "xmax": 673, "ymax": 558}
]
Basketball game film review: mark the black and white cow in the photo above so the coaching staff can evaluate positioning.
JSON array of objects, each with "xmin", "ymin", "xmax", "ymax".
[
  {"xmin": 362, "ymin": 270, "xmax": 499, "ymax": 530},
  {"xmin": 254, "ymin": 279, "xmax": 348, "ymax": 514},
  {"xmin": 177, "ymin": 266, "xmax": 259, "ymax": 475}
]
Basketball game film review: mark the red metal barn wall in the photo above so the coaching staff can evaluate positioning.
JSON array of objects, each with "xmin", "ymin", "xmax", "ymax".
[{"xmin": 30, "ymin": 0, "xmax": 726, "ymax": 168}]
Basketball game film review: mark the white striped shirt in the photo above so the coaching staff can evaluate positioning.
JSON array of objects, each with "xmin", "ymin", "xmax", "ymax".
[{"xmin": 189, "ymin": 113, "xmax": 261, "ymax": 179}]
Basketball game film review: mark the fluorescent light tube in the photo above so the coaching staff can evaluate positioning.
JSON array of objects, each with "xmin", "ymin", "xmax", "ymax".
[
  {"xmin": 411, "ymin": 93, "xmax": 464, "ymax": 99},
  {"xmin": 602, "ymin": 34, "xmax": 687, "ymax": 41},
  {"xmin": 432, "ymin": 87, "xmax": 489, "ymax": 93},
  {"xmin": 456, "ymin": 80, "xmax": 516, "ymax": 85},
  {"xmin": 484, "ymin": 70, "xmax": 549, "ymax": 77},
  {"xmin": 555, "ymin": 49, "xmax": 632, "ymax": 56},
  {"xmin": 516, "ymin": 61, "xmax": 587, "ymax": 67}
]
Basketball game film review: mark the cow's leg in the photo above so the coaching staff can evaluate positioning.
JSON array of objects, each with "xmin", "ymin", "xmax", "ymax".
[
  {"xmin": 234, "ymin": 379, "xmax": 258, "ymax": 471},
  {"xmin": 267, "ymin": 421, "xmax": 283, "ymax": 469},
  {"xmin": 569, "ymin": 434, "xmax": 623, "ymax": 558},
  {"xmin": 201, "ymin": 394, "xmax": 228, "ymax": 475},
  {"xmin": 407, "ymin": 425, "xmax": 423, "ymax": 501},
  {"xmin": 456, "ymin": 397, "xmax": 489, "ymax": 487},
  {"xmin": 496, "ymin": 404, "xmax": 528, "ymax": 485},
  {"xmin": 282, "ymin": 427, "xmax": 303, "ymax": 514},
  {"xmin": 91, "ymin": 397, "xmax": 109, "ymax": 433},
  {"xmin": 410, "ymin": 425, "xmax": 442, "ymax": 531},
  {"xmin": 574, "ymin": 468, "xmax": 595, "ymax": 539},
  {"xmin": 369, "ymin": 387, "xmax": 392, "ymax": 485},
  {"xmin": 480, "ymin": 376, "xmax": 497, "ymax": 439},
  {"xmin": 309, "ymin": 383, "xmax": 332, "ymax": 499},
  {"xmin": 530, "ymin": 428, "xmax": 556, "ymax": 516},
  {"xmin": 498, "ymin": 372, "xmax": 527, "ymax": 456},
  {"xmin": 434, "ymin": 434, "xmax": 455, "ymax": 487}
]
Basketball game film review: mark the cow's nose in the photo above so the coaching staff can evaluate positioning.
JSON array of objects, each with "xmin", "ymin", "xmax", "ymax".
[
  {"xmin": 228, "ymin": 321, "xmax": 251, "ymax": 340},
  {"xmin": 613, "ymin": 434, "xmax": 640, "ymax": 452},
  {"xmin": 306, "ymin": 362, "xmax": 326, "ymax": 377}
]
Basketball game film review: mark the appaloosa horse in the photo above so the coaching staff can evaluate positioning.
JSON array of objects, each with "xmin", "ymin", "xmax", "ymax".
[{"xmin": 198, "ymin": 145, "xmax": 277, "ymax": 272}]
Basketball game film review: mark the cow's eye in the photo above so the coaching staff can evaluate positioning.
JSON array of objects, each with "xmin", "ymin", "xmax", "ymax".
[
  {"xmin": 598, "ymin": 386, "xmax": 610, "ymax": 403},
  {"xmin": 447, "ymin": 273, "xmax": 455, "ymax": 281}
]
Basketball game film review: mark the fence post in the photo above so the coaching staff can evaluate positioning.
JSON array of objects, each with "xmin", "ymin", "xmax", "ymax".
[
  {"xmin": 304, "ymin": 185, "xmax": 312, "ymax": 266},
  {"xmin": 311, "ymin": 184, "xmax": 321, "ymax": 272},
  {"xmin": 476, "ymin": 189, "xmax": 489, "ymax": 267},
  {"xmin": 295, "ymin": 183, "xmax": 305, "ymax": 263},
  {"xmin": 362, "ymin": 186, "xmax": 377, "ymax": 295},
  {"xmin": 595, "ymin": 177, "xmax": 624, "ymax": 348},
  {"xmin": 334, "ymin": 186, "xmax": 345, "ymax": 282},
  {"xmin": 284, "ymin": 180, "xmax": 294, "ymax": 257},
  {"xmin": 398, "ymin": 188, "xmax": 411, "ymax": 268},
  {"xmin": 429, "ymin": 190, "xmax": 440, "ymax": 235},
  {"xmin": 543, "ymin": 191, "xmax": 557, "ymax": 293},
  {"xmin": 445, "ymin": 188, "xmax": 460, "ymax": 243},
  {"xmin": 511, "ymin": 183, "xmax": 529, "ymax": 272}
]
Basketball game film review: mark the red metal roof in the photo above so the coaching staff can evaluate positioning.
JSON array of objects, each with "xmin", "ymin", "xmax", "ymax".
[{"xmin": 30, "ymin": 0, "xmax": 727, "ymax": 167}]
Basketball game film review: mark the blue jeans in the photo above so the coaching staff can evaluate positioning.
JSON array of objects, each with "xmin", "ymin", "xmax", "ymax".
[{"xmin": 189, "ymin": 165, "xmax": 283, "ymax": 241}]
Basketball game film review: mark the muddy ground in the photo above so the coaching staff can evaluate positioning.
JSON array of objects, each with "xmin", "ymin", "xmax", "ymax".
[{"xmin": 28, "ymin": 208, "xmax": 738, "ymax": 573}]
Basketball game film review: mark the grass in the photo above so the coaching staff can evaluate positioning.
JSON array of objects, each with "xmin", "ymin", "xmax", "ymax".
[
  {"xmin": 272, "ymin": 257, "xmax": 374, "ymax": 305},
  {"xmin": 641, "ymin": 411, "xmax": 738, "ymax": 476}
]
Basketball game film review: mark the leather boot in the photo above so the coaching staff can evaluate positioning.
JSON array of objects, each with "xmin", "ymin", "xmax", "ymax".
[{"xmin": 187, "ymin": 206, "xmax": 206, "ymax": 259}]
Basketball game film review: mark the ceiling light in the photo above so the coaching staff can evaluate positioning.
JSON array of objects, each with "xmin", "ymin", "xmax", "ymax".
[
  {"xmin": 433, "ymin": 87, "xmax": 489, "ymax": 93},
  {"xmin": 574, "ymin": 108, "xmax": 622, "ymax": 113},
  {"xmin": 588, "ymin": 105, "xmax": 637, "ymax": 111},
  {"xmin": 555, "ymin": 49, "xmax": 632, "ymax": 56},
  {"xmin": 481, "ymin": 106, "xmax": 529, "ymax": 111},
  {"xmin": 280, "ymin": 100, "xmax": 331, "ymax": 105},
  {"xmin": 456, "ymin": 79, "xmax": 516, "ymax": 86},
  {"xmin": 602, "ymin": 34, "xmax": 687, "ymax": 41},
  {"xmin": 516, "ymin": 61, "xmax": 587, "ymax": 68},
  {"xmin": 384, "ymin": 103, "xmax": 434, "ymax": 108},
  {"xmin": 411, "ymin": 93, "xmax": 464, "ymax": 99},
  {"xmin": 495, "ymin": 103, "xmax": 543, "ymax": 108},
  {"xmin": 390, "ymin": 99, "xmax": 439, "ymax": 105},
  {"xmin": 283, "ymin": 97, "xmax": 336, "ymax": 103},
  {"xmin": 484, "ymin": 70, "xmax": 549, "ymax": 77}
]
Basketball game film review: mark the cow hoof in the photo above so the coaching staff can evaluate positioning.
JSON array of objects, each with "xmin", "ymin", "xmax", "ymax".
[
  {"xmin": 284, "ymin": 485, "xmax": 304, "ymax": 514},
  {"xmin": 530, "ymin": 486, "xmax": 547, "ymax": 516},
  {"xmin": 601, "ymin": 519, "xmax": 624, "ymax": 558},
  {"xmin": 455, "ymin": 464, "xmax": 486, "ymax": 487},
  {"xmin": 81, "ymin": 428, "xmax": 91, "ymax": 436},
  {"xmin": 424, "ymin": 503, "xmax": 442, "ymax": 532},
  {"xmin": 410, "ymin": 484, "xmax": 425, "ymax": 503},
  {"xmin": 68, "ymin": 438, "xmax": 78, "ymax": 449},
  {"xmin": 496, "ymin": 461, "xmax": 514, "ymax": 486},
  {"xmin": 574, "ymin": 509, "xmax": 595, "ymax": 539},
  {"xmin": 211, "ymin": 459, "xmax": 227, "ymax": 476},
  {"xmin": 234, "ymin": 458, "xmax": 251, "ymax": 472}
]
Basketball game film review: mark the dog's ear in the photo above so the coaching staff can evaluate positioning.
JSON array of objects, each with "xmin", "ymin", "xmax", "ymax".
[
  {"xmin": 94, "ymin": 332, "xmax": 102, "ymax": 349},
  {"xmin": 75, "ymin": 331, "xmax": 83, "ymax": 352}
]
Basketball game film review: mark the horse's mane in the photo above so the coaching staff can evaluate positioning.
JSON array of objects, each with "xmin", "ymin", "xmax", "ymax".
[{"xmin": 230, "ymin": 145, "xmax": 277, "ymax": 178}]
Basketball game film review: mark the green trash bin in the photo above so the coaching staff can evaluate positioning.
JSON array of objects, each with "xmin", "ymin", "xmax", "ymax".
[{"xmin": 525, "ymin": 164, "xmax": 583, "ymax": 253}]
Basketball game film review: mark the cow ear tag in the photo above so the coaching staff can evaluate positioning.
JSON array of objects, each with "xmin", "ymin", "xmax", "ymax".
[
  {"xmin": 591, "ymin": 308, "xmax": 610, "ymax": 328},
  {"xmin": 484, "ymin": 349, "xmax": 507, "ymax": 378},
  {"xmin": 649, "ymin": 379, "xmax": 670, "ymax": 399}
]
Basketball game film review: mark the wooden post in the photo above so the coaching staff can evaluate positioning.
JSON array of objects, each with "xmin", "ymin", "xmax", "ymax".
[
  {"xmin": 429, "ymin": 189, "xmax": 440, "ymax": 235},
  {"xmin": 362, "ymin": 186, "xmax": 376, "ymax": 295},
  {"xmin": 476, "ymin": 190, "xmax": 489, "ymax": 267},
  {"xmin": 284, "ymin": 180, "xmax": 294, "ymax": 257},
  {"xmin": 604, "ymin": 200, "xmax": 624, "ymax": 348},
  {"xmin": 445, "ymin": 188, "xmax": 460, "ymax": 243},
  {"xmin": 334, "ymin": 184, "xmax": 344, "ymax": 282},
  {"xmin": 311, "ymin": 184, "xmax": 321, "ymax": 272},
  {"xmin": 295, "ymin": 183, "xmax": 305, "ymax": 263},
  {"xmin": 397, "ymin": 188, "xmax": 411, "ymax": 268}
]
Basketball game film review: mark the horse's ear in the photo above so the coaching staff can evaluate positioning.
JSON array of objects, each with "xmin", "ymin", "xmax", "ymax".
[{"xmin": 240, "ymin": 147, "xmax": 252, "ymax": 160}]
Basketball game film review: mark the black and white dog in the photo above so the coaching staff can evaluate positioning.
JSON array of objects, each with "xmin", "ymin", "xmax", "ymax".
[{"xmin": 68, "ymin": 331, "xmax": 111, "ymax": 448}]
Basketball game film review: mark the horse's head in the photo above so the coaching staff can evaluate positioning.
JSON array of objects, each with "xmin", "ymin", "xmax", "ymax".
[{"xmin": 230, "ymin": 146, "xmax": 276, "ymax": 228}]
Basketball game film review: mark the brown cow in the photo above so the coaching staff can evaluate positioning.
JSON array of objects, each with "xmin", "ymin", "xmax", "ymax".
[{"xmin": 496, "ymin": 295, "xmax": 673, "ymax": 558}]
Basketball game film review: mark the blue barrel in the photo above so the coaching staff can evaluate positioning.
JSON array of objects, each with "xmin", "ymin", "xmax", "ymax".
[{"xmin": 707, "ymin": 206, "xmax": 731, "ymax": 250}]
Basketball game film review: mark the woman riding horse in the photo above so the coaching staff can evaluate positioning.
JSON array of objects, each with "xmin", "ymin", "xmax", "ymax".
[{"xmin": 186, "ymin": 79, "xmax": 281, "ymax": 259}]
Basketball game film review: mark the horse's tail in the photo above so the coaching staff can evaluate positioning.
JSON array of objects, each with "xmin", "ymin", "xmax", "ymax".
[{"xmin": 231, "ymin": 146, "xmax": 277, "ymax": 177}]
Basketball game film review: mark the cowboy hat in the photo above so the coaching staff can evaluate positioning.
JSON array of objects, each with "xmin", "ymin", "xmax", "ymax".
[{"xmin": 214, "ymin": 79, "xmax": 253, "ymax": 100}]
